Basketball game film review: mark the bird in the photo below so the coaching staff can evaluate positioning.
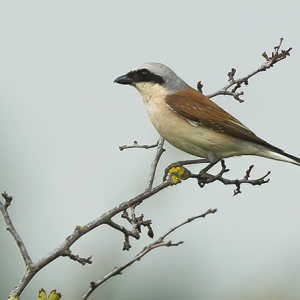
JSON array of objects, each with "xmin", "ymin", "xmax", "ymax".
[{"xmin": 114, "ymin": 62, "xmax": 300, "ymax": 169}]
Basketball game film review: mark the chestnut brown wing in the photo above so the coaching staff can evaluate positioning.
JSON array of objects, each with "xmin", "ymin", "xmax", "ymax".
[{"xmin": 166, "ymin": 88, "xmax": 274, "ymax": 148}]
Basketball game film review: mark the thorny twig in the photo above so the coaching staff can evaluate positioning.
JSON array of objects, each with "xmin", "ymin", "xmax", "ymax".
[
  {"xmin": 82, "ymin": 208, "xmax": 217, "ymax": 300},
  {"xmin": 119, "ymin": 136, "xmax": 166, "ymax": 191},
  {"xmin": 108, "ymin": 215, "xmax": 154, "ymax": 251},
  {"xmin": 0, "ymin": 192, "xmax": 33, "ymax": 268},
  {"xmin": 121, "ymin": 210, "xmax": 154, "ymax": 238},
  {"xmin": 206, "ymin": 38, "xmax": 292, "ymax": 102},
  {"xmin": 62, "ymin": 250, "xmax": 92, "ymax": 266},
  {"xmin": 119, "ymin": 140, "xmax": 159, "ymax": 151},
  {"xmin": 190, "ymin": 160, "xmax": 271, "ymax": 195},
  {"xmin": 146, "ymin": 136, "xmax": 166, "ymax": 191}
]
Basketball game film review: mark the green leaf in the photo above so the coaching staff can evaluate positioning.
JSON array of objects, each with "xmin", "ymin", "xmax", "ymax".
[
  {"xmin": 37, "ymin": 289, "xmax": 62, "ymax": 300},
  {"xmin": 38, "ymin": 289, "xmax": 47, "ymax": 300},
  {"xmin": 47, "ymin": 290, "xmax": 62, "ymax": 300}
]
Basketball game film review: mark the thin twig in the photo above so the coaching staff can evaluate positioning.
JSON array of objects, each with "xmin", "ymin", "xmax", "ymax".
[
  {"xmin": 114, "ymin": 212, "xmax": 154, "ymax": 250},
  {"xmin": 206, "ymin": 38, "xmax": 292, "ymax": 101},
  {"xmin": 62, "ymin": 250, "xmax": 92, "ymax": 266},
  {"xmin": 146, "ymin": 136, "xmax": 166, "ymax": 191},
  {"xmin": 119, "ymin": 141, "xmax": 159, "ymax": 151},
  {"xmin": 107, "ymin": 219, "xmax": 141, "ymax": 250},
  {"xmin": 106, "ymin": 219, "xmax": 140, "ymax": 240},
  {"xmin": 82, "ymin": 208, "xmax": 217, "ymax": 299},
  {"xmin": 0, "ymin": 192, "xmax": 33, "ymax": 268},
  {"xmin": 190, "ymin": 160, "xmax": 270, "ymax": 195}
]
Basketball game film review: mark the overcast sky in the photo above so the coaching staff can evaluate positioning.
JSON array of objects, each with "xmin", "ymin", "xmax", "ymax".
[{"xmin": 1, "ymin": 1, "xmax": 300, "ymax": 300}]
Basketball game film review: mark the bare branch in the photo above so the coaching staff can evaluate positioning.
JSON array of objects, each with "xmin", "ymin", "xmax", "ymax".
[
  {"xmin": 119, "ymin": 140, "xmax": 159, "ymax": 151},
  {"xmin": 206, "ymin": 38, "xmax": 292, "ymax": 101},
  {"xmin": 0, "ymin": 192, "xmax": 33, "ymax": 268},
  {"xmin": 82, "ymin": 208, "xmax": 217, "ymax": 300},
  {"xmin": 8, "ymin": 179, "xmax": 172, "ymax": 298},
  {"xmin": 156, "ymin": 208, "xmax": 217, "ymax": 241},
  {"xmin": 113, "ymin": 210, "xmax": 155, "ymax": 250},
  {"xmin": 119, "ymin": 136, "xmax": 166, "ymax": 192},
  {"xmin": 146, "ymin": 136, "xmax": 166, "ymax": 191},
  {"xmin": 2, "ymin": 191, "xmax": 13, "ymax": 208},
  {"xmin": 107, "ymin": 219, "xmax": 140, "ymax": 240},
  {"xmin": 107, "ymin": 219, "xmax": 140, "ymax": 250},
  {"xmin": 62, "ymin": 250, "xmax": 92, "ymax": 266},
  {"xmin": 190, "ymin": 160, "xmax": 271, "ymax": 195}
]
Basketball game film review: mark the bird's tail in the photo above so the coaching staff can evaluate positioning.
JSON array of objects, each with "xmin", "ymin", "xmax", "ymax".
[{"xmin": 266, "ymin": 146, "xmax": 300, "ymax": 166}]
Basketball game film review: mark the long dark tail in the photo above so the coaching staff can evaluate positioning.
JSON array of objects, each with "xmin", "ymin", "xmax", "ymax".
[{"xmin": 267, "ymin": 144, "xmax": 300, "ymax": 166}]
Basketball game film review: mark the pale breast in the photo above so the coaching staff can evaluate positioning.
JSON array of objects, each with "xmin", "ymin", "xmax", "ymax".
[{"xmin": 144, "ymin": 95, "xmax": 259, "ymax": 159}]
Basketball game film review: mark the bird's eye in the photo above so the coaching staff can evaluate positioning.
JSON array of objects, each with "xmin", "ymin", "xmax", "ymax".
[
  {"xmin": 140, "ymin": 69, "xmax": 149, "ymax": 77},
  {"xmin": 133, "ymin": 68, "xmax": 164, "ymax": 84}
]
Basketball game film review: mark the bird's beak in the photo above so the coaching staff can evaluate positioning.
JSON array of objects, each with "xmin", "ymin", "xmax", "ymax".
[{"xmin": 114, "ymin": 74, "xmax": 134, "ymax": 85}]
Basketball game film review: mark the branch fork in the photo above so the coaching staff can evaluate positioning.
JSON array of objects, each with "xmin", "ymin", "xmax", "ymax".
[
  {"xmin": 205, "ymin": 38, "xmax": 292, "ymax": 102},
  {"xmin": 190, "ymin": 160, "xmax": 271, "ymax": 195}
]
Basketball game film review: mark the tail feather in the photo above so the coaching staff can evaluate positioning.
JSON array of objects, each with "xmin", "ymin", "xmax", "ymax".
[
  {"xmin": 281, "ymin": 151, "xmax": 300, "ymax": 165},
  {"xmin": 266, "ymin": 144, "xmax": 300, "ymax": 166}
]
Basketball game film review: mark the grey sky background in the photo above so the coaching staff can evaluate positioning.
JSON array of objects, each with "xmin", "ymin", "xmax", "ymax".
[{"xmin": 1, "ymin": 1, "xmax": 300, "ymax": 299}]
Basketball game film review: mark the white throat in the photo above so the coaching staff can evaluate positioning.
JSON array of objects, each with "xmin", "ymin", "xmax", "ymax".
[{"xmin": 134, "ymin": 82, "xmax": 170, "ymax": 104}]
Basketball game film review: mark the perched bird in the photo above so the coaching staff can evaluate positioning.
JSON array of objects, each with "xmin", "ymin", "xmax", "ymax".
[{"xmin": 114, "ymin": 62, "xmax": 300, "ymax": 167}]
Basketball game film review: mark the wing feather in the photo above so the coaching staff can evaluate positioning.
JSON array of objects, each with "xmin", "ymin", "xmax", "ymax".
[{"xmin": 166, "ymin": 88, "xmax": 275, "ymax": 149}]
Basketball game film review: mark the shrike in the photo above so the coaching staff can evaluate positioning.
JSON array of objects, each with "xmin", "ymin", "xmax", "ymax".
[{"xmin": 114, "ymin": 62, "xmax": 300, "ymax": 167}]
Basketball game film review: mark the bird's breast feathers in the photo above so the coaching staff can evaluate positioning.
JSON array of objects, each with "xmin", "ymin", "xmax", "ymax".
[{"xmin": 143, "ymin": 90, "xmax": 238, "ymax": 158}]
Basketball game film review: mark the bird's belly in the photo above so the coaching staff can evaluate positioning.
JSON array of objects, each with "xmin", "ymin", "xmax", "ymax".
[
  {"xmin": 160, "ymin": 123, "xmax": 239, "ymax": 158},
  {"xmin": 145, "ymin": 99, "xmax": 260, "ymax": 159}
]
